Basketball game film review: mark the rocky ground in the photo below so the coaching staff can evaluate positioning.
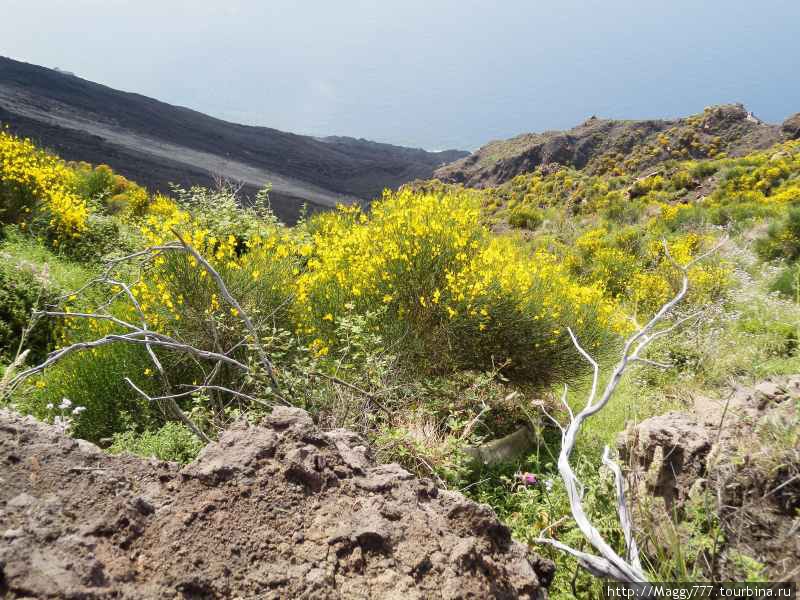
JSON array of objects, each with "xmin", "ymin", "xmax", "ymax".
[
  {"xmin": 435, "ymin": 104, "xmax": 799, "ymax": 188},
  {"xmin": 621, "ymin": 377, "xmax": 800, "ymax": 581},
  {"xmin": 0, "ymin": 406, "xmax": 553, "ymax": 599}
]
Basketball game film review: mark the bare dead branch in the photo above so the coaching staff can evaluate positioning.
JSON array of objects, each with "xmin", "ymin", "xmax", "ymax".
[
  {"xmin": 169, "ymin": 230, "xmax": 283, "ymax": 392},
  {"xmin": 125, "ymin": 377, "xmax": 210, "ymax": 443},
  {"xmin": 175, "ymin": 383, "xmax": 284, "ymax": 408},
  {"xmin": 9, "ymin": 236, "xmax": 295, "ymax": 442},
  {"xmin": 603, "ymin": 445, "xmax": 643, "ymax": 572},
  {"xmin": 535, "ymin": 235, "xmax": 727, "ymax": 583}
]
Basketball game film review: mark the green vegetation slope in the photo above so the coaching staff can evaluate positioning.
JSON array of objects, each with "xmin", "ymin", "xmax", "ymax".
[{"xmin": 2, "ymin": 113, "xmax": 800, "ymax": 596}]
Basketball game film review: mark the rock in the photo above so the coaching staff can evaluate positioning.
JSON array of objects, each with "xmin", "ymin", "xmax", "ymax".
[
  {"xmin": 433, "ymin": 104, "xmax": 782, "ymax": 188},
  {"xmin": 3, "ymin": 528, "xmax": 24, "ymax": 539},
  {"xmin": 702, "ymin": 103, "xmax": 748, "ymax": 127},
  {"xmin": 464, "ymin": 425, "xmax": 536, "ymax": 466},
  {"xmin": 181, "ymin": 422, "xmax": 277, "ymax": 484},
  {"xmin": 619, "ymin": 411, "xmax": 711, "ymax": 510},
  {"xmin": 355, "ymin": 463, "xmax": 414, "ymax": 492},
  {"xmin": 0, "ymin": 406, "xmax": 552, "ymax": 599},
  {"xmin": 264, "ymin": 405, "xmax": 314, "ymax": 429},
  {"xmin": 75, "ymin": 438, "xmax": 103, "ymax": 456},
  {"xmin": 620, "ymin": 377, "xmax": 800, "ymax": 582},
  {"xmin": 130, "ymin": 496, "xmax": 155, "ymax": 516},
  {"xmin": 7, "ymin": 493, "xmax": 37, "ymax": 509},
  {"xmin": 283, "ymin": 445, "xmax": 326, "ymax": 491},
  {"xmin": 326, "ymin": 429, "xmax": 371, "ymax": 473},
  {"xmin": 783, "ymin": 113, "xmax": 800, "ymax": 140},
  {"xmin": 753, "ymin": 380, "xmax": 787, "ymax": 409}
]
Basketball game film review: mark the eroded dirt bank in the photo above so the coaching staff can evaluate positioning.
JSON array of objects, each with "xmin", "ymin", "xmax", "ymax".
[{"xmin": 0, "ymin": 407, "xmax": 553, "ymax": 599}]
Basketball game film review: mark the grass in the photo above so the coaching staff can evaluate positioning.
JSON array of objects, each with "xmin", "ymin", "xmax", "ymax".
[
  {"xmin": 109, "ymin": 421, "xmax": 203, "ymax": 463},
  {"xmin": 0, "ymin": 227, "xmax": 98, "ymax": 292}
]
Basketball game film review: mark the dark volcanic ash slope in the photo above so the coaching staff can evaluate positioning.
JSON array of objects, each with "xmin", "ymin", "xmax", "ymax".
[
  {"xmin": 435, "ymin": 104, "xmax": 794, "ymax": 188},
  {"xmin": 0, "ymin": 56, "xmax": 467, "ymax": 223},
  {"xmin": 0, "ymin": 407, "xmax": 553, "ymax": 599}
]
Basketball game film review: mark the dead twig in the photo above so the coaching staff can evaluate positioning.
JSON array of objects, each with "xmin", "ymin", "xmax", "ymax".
[{"xmin": 534, "ymin": 235, "xmax": 727, "ymax": 583}]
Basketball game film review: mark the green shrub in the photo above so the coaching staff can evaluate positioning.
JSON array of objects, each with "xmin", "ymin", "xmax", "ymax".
[
  {"xmin": 74, "ymin": 163, "xmax": 116, "ymax": 201},
  {"xmin": 603, "ymin": 193, "xmax": 644, "ymax": 225},
  {"xmin": 670, "ymin": 169, "xmax": 694, "ymax": 190},
  {"xmin": 630, "ymin": 174, "xmax": 667, "ymax": 198},
  {"xmin": 755, "ymin": 206, "xmax": 800, "ymax": 262},
  {"xmin": 508, "ymin": 206, "xmax": 543, "ymax": 229},
  {"xmin": 51, "ymin": 213, "xmax": 131, "ymax": 262},
  {"xmin": 689, "ymin": 160, "xmax": 719, "ymax": 179},
  {"xmin": 109, "ymin": 421, "xmax": 204, "ymax": 463},
  {"xmin": 0, "ymin": 255, "xmax": 58, "ymax": 363},
  {"xmin": 17, "ymin": 342, "xmax": 161, "ymax": 442},
  {"xmin": 707, "ymin": 201, "xmax": 776, "ymax": 228},
  {"xmin": 770, "ymin": 263, "xmax": 800, "ymax": 302}
]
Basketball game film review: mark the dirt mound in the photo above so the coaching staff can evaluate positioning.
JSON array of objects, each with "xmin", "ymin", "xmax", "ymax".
[
  {"xmin": 620, "ymin": 377, "xmax": 800, "ymax": 581},
  {"xmin": 0, "ymin": 407, "xmax": 553, "ymax": 599}
]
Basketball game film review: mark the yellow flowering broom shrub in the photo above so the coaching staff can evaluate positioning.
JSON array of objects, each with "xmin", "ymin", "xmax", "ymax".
[
  {"xmin": 571, "ymin": 225, "xmax": 730, "ymax": 317},
  {"xmin": 72, "ymin": 162, "xmax": 150, "ymax": 217},
  {"xmin": 0, "ymin": 129, "xmax": 88, "ymax": 240},
  {"xmin": 0, "ymin": 129, "xmax": 154, "ymax": 260},
  {"xmin": 297, "ymin": 189, "xmax": 621, "ymax": 385}
]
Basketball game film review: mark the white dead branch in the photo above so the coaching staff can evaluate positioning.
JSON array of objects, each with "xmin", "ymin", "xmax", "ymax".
[
  {"xmin": 6, "ymin": 236, "xmax": 291, "ymax": 443},
  {"xmin": 534, "ymin": 236, "xmax": 727, "ymax": 582}
]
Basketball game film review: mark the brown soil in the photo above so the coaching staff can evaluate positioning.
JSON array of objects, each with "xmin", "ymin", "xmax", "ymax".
[{"xmin": 0, "ymin": 406, "xmax": 553, "ymax": 599}]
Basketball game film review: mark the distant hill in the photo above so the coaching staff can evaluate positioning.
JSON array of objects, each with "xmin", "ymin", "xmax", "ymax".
[
  {"xmin": 0, "ymin": 56, "xmax": 467, "ymax": 222},
  {"xmin": 435, "ymin": 104, "xmax": 798, "ymax": 188}
]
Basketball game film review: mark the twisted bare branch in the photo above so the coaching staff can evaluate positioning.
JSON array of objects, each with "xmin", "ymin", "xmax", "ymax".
[
  {"xmin": 6, "ymin": 234, "xmax": 297, "ymax": 440},
  {"xmin": 535, "ymin": 235, "xmax": 727, "ymax": 582},
  {"xmin": 170, "ymin": 229, "xmax": 284, "ymax": 396}
]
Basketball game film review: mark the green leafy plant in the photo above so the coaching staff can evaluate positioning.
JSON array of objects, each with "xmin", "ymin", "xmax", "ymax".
[{"xmin": 109, "ymin": 421, "xmax": 204, "ymax": 463}]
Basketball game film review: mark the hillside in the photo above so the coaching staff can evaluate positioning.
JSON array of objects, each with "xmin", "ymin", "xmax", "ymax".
[
  {"xmin": 435, "ymin": 104, "xmax": 799, "ymax": 188},
  {"xmin": 0, "ymin": 56, "xmax": 467, "ymax": 222},
  {"xmin": 3, "ymin": 109, "xmax": 800, "ymax": 597}
]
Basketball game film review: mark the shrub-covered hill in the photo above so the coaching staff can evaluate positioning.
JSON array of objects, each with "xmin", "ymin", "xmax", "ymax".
[
  {"xmin": 2, "ymin": 125, "xmax": 800, "ymax": 597},
  {"xmin": 435, "ymin": 104, "xmax": 800, "ymax": 188}
]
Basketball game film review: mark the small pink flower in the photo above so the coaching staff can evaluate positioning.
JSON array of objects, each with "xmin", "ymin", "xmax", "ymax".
[{"xmin": 519, "ymin": 472, "xmax": 538, "ymax": 486}]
